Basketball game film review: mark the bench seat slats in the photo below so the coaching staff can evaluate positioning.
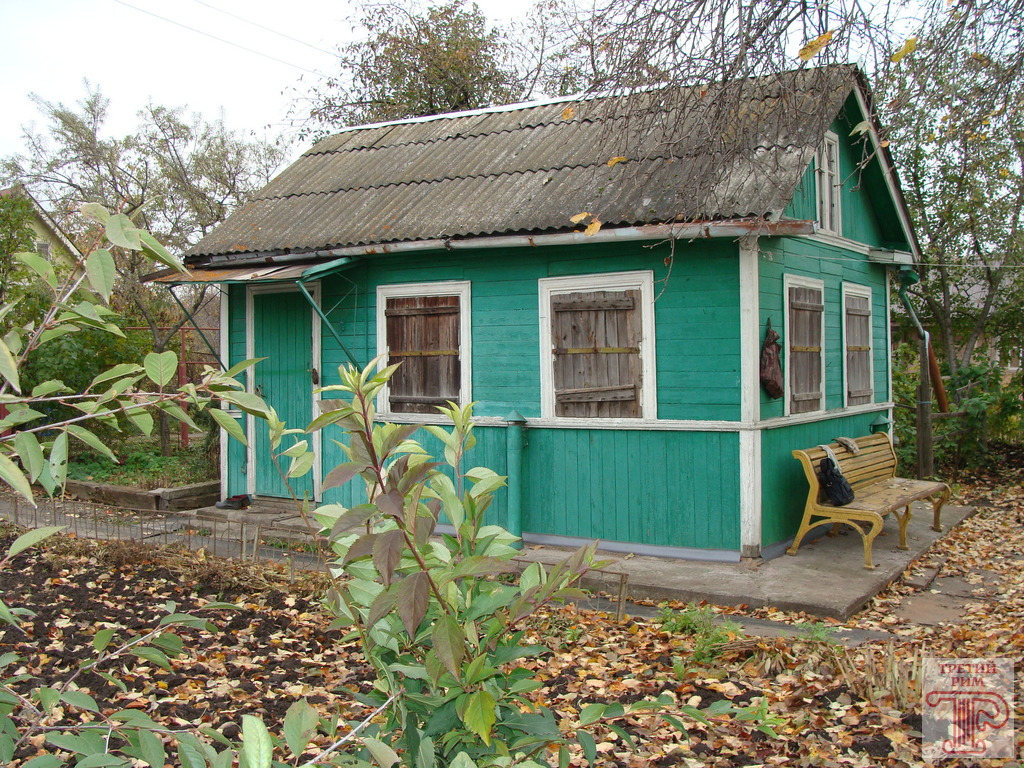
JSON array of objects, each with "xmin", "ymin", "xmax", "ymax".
[{"xmin": 789, "ymin": 434, "xmax": 950, "ymax": 569}]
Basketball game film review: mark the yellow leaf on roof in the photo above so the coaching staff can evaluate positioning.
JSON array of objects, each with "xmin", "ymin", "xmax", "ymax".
[
  {"xmin": 607, "ymin": 156, "xmax": 628, "ymax": 167},
  {"xmin": 890, "ymin": 37, "xmax": 918, "ymax": 63},
  {"xmin": 569, "ymin": 212, "xmax": 591, "ymax": 224},
  {"xmin": 562, "ymin": 106, "xmax": 575, "ymax": 120},
  {"xmin": 798, "ymin": 31, "xmax": 833, "ymax": 61},
  {"xmin": 584, "ymin": 218, "xmax": 602, "ymax": 236}
]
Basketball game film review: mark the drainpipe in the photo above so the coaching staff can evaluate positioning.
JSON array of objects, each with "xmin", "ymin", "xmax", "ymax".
[
  {"xmin": 897, "ymin": 267, "xmax": 933, "ymax": 479},
  {"xmin": 504, "ymin": 410, "xmax": 527, "ymax": 548}
]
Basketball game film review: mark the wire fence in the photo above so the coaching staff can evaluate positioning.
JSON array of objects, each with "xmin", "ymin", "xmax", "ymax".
[{"xmin": 0, "ymin": 493, "xmax": 324, "ymax": 573}]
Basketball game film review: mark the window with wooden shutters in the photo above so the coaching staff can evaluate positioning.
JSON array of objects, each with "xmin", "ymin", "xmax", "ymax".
[
  {"xmin": 377, "ymin": 282, "xmax": 471, "ymax": 415},
  {"xmin": 785, "ymin": 277, "xmax": 825, "ymax": 415},
  {"xmin": 843, "ymin": 284, "xmax": 873, "ymax": 406},
  {"xmin": 539, "ymin": 271, "xmax": 656, "ymax": 420},
  {"xmin": 816, "ymin": 132, "xmax": 841, "ymax": 235}
]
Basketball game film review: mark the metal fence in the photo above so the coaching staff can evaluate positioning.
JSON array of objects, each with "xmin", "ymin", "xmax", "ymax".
[{"xmin": 0, "ymin": 493, "xmax": 323, "ymax": 572}]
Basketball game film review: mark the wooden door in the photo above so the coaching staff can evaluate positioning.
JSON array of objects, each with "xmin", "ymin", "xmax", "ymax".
[{"xmin": 252, "ymin": 290, "xmax": 314, "ymax": 499}]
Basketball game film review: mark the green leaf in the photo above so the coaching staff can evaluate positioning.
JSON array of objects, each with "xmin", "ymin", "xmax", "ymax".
[
  {"xmin": 136, "ymin": 728, "xmax": 166, "ymax": 767},
  {"xmin": 415, "ymin": 734, "xmax": 435, "ymax": 768},
  {"xmin": 282, "ymin": 699, "xmax": 319, "ymax": 757},
  {"xmin": 281, "ymin": 440, "xmax": 308, "ymax": 458},
  {"xmin": 139, "ymin": 230, "xmax": 186, "ymax": 272},
  {"xmin": 241, "ymin": 715, "xmax": 273, "ymax": 768},
  {"xmin": 577, "ymin": 729, "xmax": 597, "ymax": 765},
  {"xmin": 47, "ymin": 430, "xmax": 68, "ymax": 490},
  {"xmin": 287, "ymin": 451, "xmax": 315, "ymax": 478},
  {"xmin": 209, "ymin": 408, "xmax": 247, "ymax": 447},
  {"xmin": 60, "ymin": 689, "xmax": 99, "ymax": 712},
  {"xmin": 92, "ymin": 627, "xmax": 117, "ymax": 653},
  {"xmin": 219, "ymin": 390, "xmax": 270, "ymax": 417},
  {"xmin": 14, "ymin": 251, "xmax": 57, "ymax": 288},
  {"xmin": 86, "ymin": 249, "xmax": 116, "ymax": 302},
  {"xmin": 31, "ymin": 379, "xmax": 68, "ymax": 397},
  {"xmin": 448, "ymin": 755, "xmax": 477, "ymax": 768},
  {"xmin": 127, "ymin": 408, "xmax": 154, "ymax": 436},
  {"xmin": 67, "ymin": 425, "xmax": 118, "ymax": 462},
  {"xmin": 144, "ymin": 351, "xmax": 177, "ymax": 388},
  {"xmin": 578, "ymin": 703, "xmax": 606, "ymax": 726},
  {"xmin": 432, "ymin": 614, "xmax": 465, "ymax": 678},
  {"xmin": 14, "ymin": 431, "xmax": 44, "ymax": 482},
  {"xmin": 0, "ymin": 337, "xmax": 21, "ymax": 393},
  {"xmin": 91, "ymin": 363, "xmax": 144, "ymax": 388},
  {"xmin": 462, "ymin": 690, "xmax": 496, "ymax": 745},
  {"xmin": 80, "ymin": 202, "xmax": 110, "ymax": 224},
  {"xmin": 322, "ymin": 461, "xmax": 365, "ymax": 491},
  {"xmin": 0, "ymin": 452, "xmax": 36, "ymax": 505},
  {"xmin": 222, "ymin": 357, "xmax": 265, "ymax": 379},
  {"xmin": 21, "ymin": 757, "xmax": 65, "ymax": 768},
  {"xmin": 104, "ymin": 213, "xmax": 142, "ymax": 250},
  {"xmin": 131, "ymin": 646, "xmax": 171, "ymax": 671},
  {"xmin": 362, "ymin": 736, "xmax": 399, "ymax": 768}
]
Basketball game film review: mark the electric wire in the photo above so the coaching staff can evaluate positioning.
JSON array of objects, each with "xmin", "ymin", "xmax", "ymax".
[
  {"xmin": 187, "ymin": 0, "xmax": 341, "ymax": 58},
  {"xmin": 113, "ymin": 0, "xmax": 325, "ymax": 77}
]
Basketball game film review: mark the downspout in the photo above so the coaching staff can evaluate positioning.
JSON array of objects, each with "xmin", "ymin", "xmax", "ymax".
[
  {"xmin": 504, "ymin": 410, "xmax": 527, "ymax": 548},
  {"xmin": 295, "ymin": 278, "xmax": 360, "ymax": 368},
  {"xmin": 897, "ymin": 267, "xmax": 933, "ymax": 478}
]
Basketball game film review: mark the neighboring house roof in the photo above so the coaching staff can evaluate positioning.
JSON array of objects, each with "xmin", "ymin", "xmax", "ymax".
[
  {"xmin": 186, "ymin": 65, "xmax": 901, "ymax": 264},
  {"xmin": 0, "ymin": 184, "xmax": 83, "ymax": 259}
]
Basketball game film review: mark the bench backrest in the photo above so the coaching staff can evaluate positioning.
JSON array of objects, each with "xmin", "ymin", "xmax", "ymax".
[{"xmin": 792, "ymin": 433, "xmax": 898, "ymax": 500}]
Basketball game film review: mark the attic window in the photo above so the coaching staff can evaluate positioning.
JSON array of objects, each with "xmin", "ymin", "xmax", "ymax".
[
  {"xmin": 785, "ymin": 275, "xmax": 825, "ymax": 415},
  {"xmin": 377, "ymin": 281, "xmax": 471, "ymax": 415},
  {"xmin": 35, "ymin": 241, "xmax": 51, "ymax": 258},
  {"xmin": 816, "ymin": 132, "xmax": 841, "ymax": 235},
  {"xmin": 539, "ymin": 271, "xmax": 656, "ymax": 419}
]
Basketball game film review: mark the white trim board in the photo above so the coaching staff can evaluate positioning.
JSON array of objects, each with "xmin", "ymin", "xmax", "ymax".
[
  {"xmin": 375, "ymin": 280, "xmax": 473, "ymax": 418},
  {"xmin": 537, "ymin": 270, "xmax": 657, "ymax": 420}
]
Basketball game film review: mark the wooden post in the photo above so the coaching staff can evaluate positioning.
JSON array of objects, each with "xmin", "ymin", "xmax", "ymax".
[
  {"xmin": 504, "ymin": 410, "xmax": 526, "ymax": 547},
  {"xmin": 917, "ymin": 334, "xmax": 934, "ymax": 479}
]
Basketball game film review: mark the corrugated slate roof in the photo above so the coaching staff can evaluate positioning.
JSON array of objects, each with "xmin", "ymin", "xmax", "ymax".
[{"xmin": 187, "ymin": 66, "xmax": 860, "ymax": 261}]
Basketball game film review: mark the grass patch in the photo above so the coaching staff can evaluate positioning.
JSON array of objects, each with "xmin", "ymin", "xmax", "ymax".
[{"xmin": 68, "ymin": 437, "xmax": 216, "ymax": 490}]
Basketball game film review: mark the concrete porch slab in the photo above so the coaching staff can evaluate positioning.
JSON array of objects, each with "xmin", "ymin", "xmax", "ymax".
[{"xmin": 513, "ymin": 502, "xmax": 975, "ymax": 621}]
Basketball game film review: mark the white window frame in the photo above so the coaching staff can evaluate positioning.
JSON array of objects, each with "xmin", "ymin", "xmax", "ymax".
[
  {"xmin": 816, "ymin": 131, "xmax": 841, "ymax": 235},
  {"xmin": 842, "ymin": 282, "xmax": 873, "ymax": 408},
  {"xmin": 538, "ymin": 270, "xmax": 657, "ymax": 420},
  {"xmin": 376, "ymin": 280, "xmax": 472, "ymax": 417},
  {"xmin": 783, "ymin": 274, "xmax": 826, "ymax": 417}
]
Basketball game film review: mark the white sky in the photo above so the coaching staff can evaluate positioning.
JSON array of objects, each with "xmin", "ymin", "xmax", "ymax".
[{"xmin": 0, "ymin": 0, "xmax": 536, "ymax": 163}]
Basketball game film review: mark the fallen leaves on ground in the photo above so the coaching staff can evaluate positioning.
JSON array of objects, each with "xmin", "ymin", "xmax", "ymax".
[{"xmin": 2, "ymin": 447, "xmax": 1023, "ymax": 766}]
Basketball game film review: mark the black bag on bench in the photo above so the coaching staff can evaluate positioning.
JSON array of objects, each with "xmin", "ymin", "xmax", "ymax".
[{"xmin": 818, "ymin": 444, "xmax": 854, "ymax": 506}]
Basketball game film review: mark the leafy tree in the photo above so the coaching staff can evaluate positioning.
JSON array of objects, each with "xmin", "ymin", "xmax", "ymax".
[
  {"xmin": 883, "ymin": 34, "xmax": 1024, "ymax": 375},
  {"xmin": 301, "ymin": 0, "xmax": 522, "ymax": 132},
  {"xmin": 1, "ymin": 85, "xmax": 287, "ymax": 354},
  {"xmin": 0, "ymin": 191, "xmax": 50, "ymax": 330}
]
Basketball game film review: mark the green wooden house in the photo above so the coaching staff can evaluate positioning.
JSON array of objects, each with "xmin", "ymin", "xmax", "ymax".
[{"xmin": 158, "ymin": 65, "xmax": 918, "ymax": 561}]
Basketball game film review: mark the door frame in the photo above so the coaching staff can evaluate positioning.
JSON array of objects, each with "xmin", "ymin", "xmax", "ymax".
[{"xmin": 245, "ymin": 281, "xmax": 323, "ymax": 501}]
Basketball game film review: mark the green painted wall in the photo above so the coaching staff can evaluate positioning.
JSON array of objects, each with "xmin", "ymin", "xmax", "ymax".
[
  {"xmin": 758, "ymin": 412, "xmax": 888, "ymax": 546},
  {"xmin": 757, "ymin": 237, "xmax": 891, "ymax": 422},
  {"xmin": 785, "ymin": 94, "xmax": 910, "ymax": 251}
]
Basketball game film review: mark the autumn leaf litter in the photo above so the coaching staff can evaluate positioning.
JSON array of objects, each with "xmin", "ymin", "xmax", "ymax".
[{"xmin": 2, "ymin": 455, "xmax": 1022, "ymax": 767}]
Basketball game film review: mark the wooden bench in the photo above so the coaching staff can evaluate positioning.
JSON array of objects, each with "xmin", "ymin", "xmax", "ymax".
[{"xmin": 789, "ymin": 433, "xmax": 950, "ymax": 569}]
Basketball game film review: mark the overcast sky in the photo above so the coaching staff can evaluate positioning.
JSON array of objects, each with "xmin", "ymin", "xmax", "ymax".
[{"xmin": 0, "ymin": 0, "xmax": 535, "ymax": 164}]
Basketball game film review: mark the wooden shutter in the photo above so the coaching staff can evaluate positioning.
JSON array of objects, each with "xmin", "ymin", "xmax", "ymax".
[
  {"xmin": 551, "ymin": 289, "xmax": 642, "ymax": 418},
  {"xmin": 386, "ymin": 295, "xmax": 460, "ymax": 413},
  {"xmin": 788, "ymin": 285, "xmax": 823, "ymax": 414},
  {"xmin": 845, "ymin": 292, "xmax": 872, "ymax": 405}
]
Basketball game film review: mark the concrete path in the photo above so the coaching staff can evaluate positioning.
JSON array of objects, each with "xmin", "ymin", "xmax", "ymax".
[{"xmin": 512, "ymin": 502, "xmax": 975, "ymax": 621}]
